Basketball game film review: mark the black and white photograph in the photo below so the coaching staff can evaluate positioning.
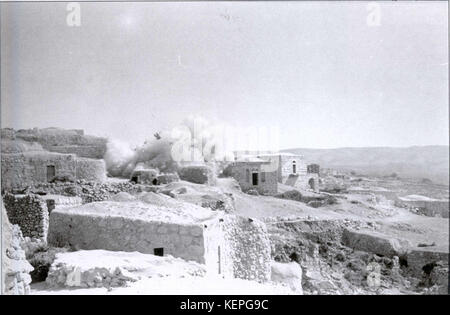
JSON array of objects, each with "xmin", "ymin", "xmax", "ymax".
[{"xmin": 0, "ymin": 0, "xmax": 448, "ymax": 298}]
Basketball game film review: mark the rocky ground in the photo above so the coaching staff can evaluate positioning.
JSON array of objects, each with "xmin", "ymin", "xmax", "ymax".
[
  {"xmin": 30, "ymin": 250, "xmax": 296, "ymax": 295},
  {"xmin": 216, "ymin": 176, "xmax": 449, "ymax": 295},
  {"xmin": 16, "ymin": 174, "xmax": 449, "ymax": 295}
]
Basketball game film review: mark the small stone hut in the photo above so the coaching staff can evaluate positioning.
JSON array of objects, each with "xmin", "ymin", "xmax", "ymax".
[
  {"xmin": 47, "ymin": 196, "xmax": 271, "ymax": 282},
  {"xmin": 223, "ymin": 156, "xmax": 278, "ymax": 195},
  {"xmin": 1, "ymin": 151, "xmax": 106, "ymax": 190},
  {"xmin": 130, "ymin": 168, "xmax": 159, "ymax": 185},
  {"xmin": 178, "ymin": 165, "xmax": 216, "ymax": 185}
]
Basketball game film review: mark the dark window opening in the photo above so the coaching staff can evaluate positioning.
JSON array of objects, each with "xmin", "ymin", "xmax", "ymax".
[
  {"xmin": 152, "ymin": 178, "xmax": 159, "ymax": 185},
  {"xmin": 46, "ymin": 200, "xmax": 55, "ymax": 214},
  {"xmin": 422, "ymin": 262, "xmax": 437, "ymax": 275},
  {"xmin": 289, "ymin": 252, "xmax": 299, "ymax": 263},
  {"xmin": 252, "ymin": 173, "xmax": 258, "ymax": 186},
  {"xmin": 131, "ymin": 176, "xmax": 138, "ymax": 183},
  {"xmin": 399, "ymin": 257, "xmax": 408, "ymax": 268},
  {"xmin": 154, "ymin": 248, "xmax": 164, "ymax": 256},
  {"xmin": 46, "ymin": 165, "xmax": 56, "ymax": 182}
]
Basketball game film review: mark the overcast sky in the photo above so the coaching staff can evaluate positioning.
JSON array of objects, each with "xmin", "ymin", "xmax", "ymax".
[{"xmin": 1, "ymin": 1, "xmax": 448, "ymax": 149}]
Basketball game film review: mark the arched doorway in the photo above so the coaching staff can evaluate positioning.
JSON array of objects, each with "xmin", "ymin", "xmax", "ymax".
[{"xmin": 308, "ymin": 178, "xmax": 315, "ymax": 190}]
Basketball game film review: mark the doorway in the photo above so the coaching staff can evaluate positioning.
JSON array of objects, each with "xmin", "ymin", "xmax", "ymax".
[
  {"xmin": 46, "ymin": 165, "xmax": 56, "ymax": 182},
  {"xmin": 308, "ymin": 178, "xmax": 315, "ymax": 190},
  {"xmin": 252, "ymin": 173, "xmax": 258, "ymax": 186}
]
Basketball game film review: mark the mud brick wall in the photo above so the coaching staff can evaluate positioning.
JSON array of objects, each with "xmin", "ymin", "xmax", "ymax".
[{"xmin": 3, "ymin": 193, "xmax": 49, "ymax": 240}]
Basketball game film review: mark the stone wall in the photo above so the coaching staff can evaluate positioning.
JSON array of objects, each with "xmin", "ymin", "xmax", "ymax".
[
  {"xmin": 1, "ymin": 198, "xmax": 34, "ymax": 295},
  {"xmin": 1, "ymin": 152, "xmax": 77, "ymax": 190},
  {"xmin": 1, "ymin": 152, "xmax": 106, "ymax": 191},
  {"xmin": 3, "ymin": 127, "xmax": 107, "ymax": 159},
  {"xmin": 307, "ymin": 164, "xmax": 320, "ymax": 174},
  {"xmin": 1, "ymin": 139, "xmax": 45, "ymax": 154},
  {"xmin": 41, "ymin": 195, "xmax": 83, "ymax": 214},
  {"xmin": 204, "ymin": 215, "xmax": 271, "ymax": 282},
  {"xmin": 157, "ymin": 173, "xmax": 180, "ymax": 184},
  {"xmin": 3, "ymin": 193, "xmax": 49, "ymax": 240},
  {"xmin": 402, "ymin": 200, "xmax": 449, "ymax": 218},
  {"xmin": 224, "ymin": 162, "xmax": 278, "ymax": 195},
  {"xmin": 75, "ymin": 157, "xmax": 106, "ymax": 182},
  {"xmin": 291, "ymin": 173, "xmax": 320, "ymax": 192},
  {"xmin": 29, "ymin": 181, "xmax": 143, "ymax": 204},
  {"xmin": 47, "ymin": 202, "xmax": 207, "ymax": 263},
  {"xmin": 178, "ymin": 165, "xmax": 216, "ymax": 185},
  {"xmin": 47, "ymin": 145, "xmax": 106, "ymax": 160},
  {"xmin": 279, "ymin": 155, "xmax": 307, "ymax": 179}
]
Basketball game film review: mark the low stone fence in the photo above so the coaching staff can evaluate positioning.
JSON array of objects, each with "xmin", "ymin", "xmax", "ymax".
[
  {"xmin": 3, "ymin": 193, "xmax": 49, "ymax": 240},
  {"xmin": 403, "ymin": 200, "xmax": 449, "ymax": 218},
  {"xmin": 41, "ymin": 195, "xmax": 82, "ymax": 214}
]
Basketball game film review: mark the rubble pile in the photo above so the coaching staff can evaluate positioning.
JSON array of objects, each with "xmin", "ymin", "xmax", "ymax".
[
  {"xmin": 45, "ymin": 250, "xmax": 207, "ymax": 289},
  {"xmin": 275, "ymin": 189, "xmax": 338, "ymax": 207},
  {"xmin": 268, "ymin": 219, "xmax": 448, "ymax": 295},
  {"xmin": 28, "ymin": 180, "xmax": 155, "ymax": 204}
]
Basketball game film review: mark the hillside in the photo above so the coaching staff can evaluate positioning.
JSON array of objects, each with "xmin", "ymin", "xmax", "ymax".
[{"xmin": 282, "ymin": 146, "xmax": 449, "ymax": 185}]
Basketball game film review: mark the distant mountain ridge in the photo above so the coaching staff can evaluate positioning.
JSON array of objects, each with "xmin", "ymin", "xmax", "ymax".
[{"xmin": 281, "ymin": 145, "xmax": 449, "ymax": 185}]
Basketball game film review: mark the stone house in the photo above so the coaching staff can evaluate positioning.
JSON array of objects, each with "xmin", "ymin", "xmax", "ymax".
[
  {"xmin": 47, "ymin": 198, "xmax": 271, "ymax": 282},
  {"xmin": 256, "ymin": 153, "xmax": 319, "ymax": 192},
  {"xmin": 130, "ymin": 168, "xmax": 159, "ymax": 185},
  {"xmin": 228, "ymin": 152, "xmax": 319, "ymax": 192},
  {"xmin": 1, "ymin": 151, "xmax": 106, "ymax": 190},
  {"xmin": 223, "ymin": 156, "xmax": 278, "ymax": 195}
]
